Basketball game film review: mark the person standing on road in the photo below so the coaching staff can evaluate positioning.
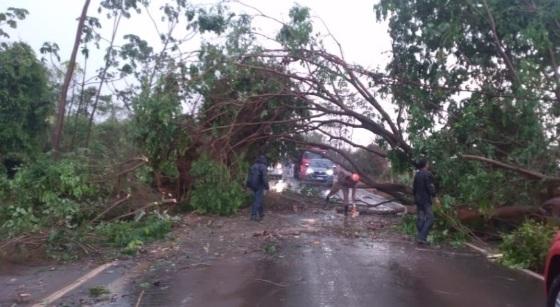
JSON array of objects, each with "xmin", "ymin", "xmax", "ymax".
[
  {"xmin": 413, "ymin": 159, "xmax": 436, "ymax": 245},
  {"xmin": 324, "ymin": 168, "xmax": 360, "ymax": 216},
  {"xmin": 246, "ymin": 155, "xmax": 270, "ymax": 221}
]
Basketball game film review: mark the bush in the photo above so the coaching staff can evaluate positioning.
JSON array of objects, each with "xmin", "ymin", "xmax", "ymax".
[
  {"xmin": 0, "ymin": 155, "xmax": 101, "ymax": 236},
  {"xmin": 189, "ymin": 156, "xmax": 248, "ymax": 215},
  {"xmin": 500, "ymin": 220, "xmax": 557, "ymax": 272}
]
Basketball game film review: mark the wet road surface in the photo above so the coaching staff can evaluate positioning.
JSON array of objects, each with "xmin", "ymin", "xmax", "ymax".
[
  {"xmin": 138, "ymin": 234, "xmax": 544, "ymax": 307},
  {"xmin": 0, "ymin": 188, "xmax": 546, "ymax": 307}
]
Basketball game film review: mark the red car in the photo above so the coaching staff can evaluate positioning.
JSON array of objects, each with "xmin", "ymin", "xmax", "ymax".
[
  {"xmin": 294, "ymin": 150, "xmax": 325, "ymax": 179},
  {"xmin": 545, "ymin": 233, "xmax": 560, "ymax": 306}
]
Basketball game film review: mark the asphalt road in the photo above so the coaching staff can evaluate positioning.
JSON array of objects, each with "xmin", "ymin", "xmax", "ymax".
[
  {"xmin": 139, "ymin": 235, "xmax": 545, "ymax": 307},
  {"xmin": 0, "ymin": 187, "xmax": 546, "ymax": 307}
]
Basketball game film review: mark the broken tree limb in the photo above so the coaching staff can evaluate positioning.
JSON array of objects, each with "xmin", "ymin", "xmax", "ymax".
[
  {"xmin": 90, "ymin": 194, "xmax": 131, "ymax": 224},
  {"xmin": 115, "ymin": 160, "xmax": 148, "ymax": 177},
  {"xmin": 364, "ymin": 199, "xmax": 397, "ymax": 208},
  {"xmin": 314, "ymin": 127, "xmax": 387, "ymax": 158},
  {"xmin": 436, "ymin": 207, "xmax": 487, "ymax": 246},
  {"xmin": 91, "ymin": 156, "xmax": 149, "ymax": 183},
  {"xmin": 111, "ymin": 199, "xmax": 177, "ymax": 221},
  {"xmin": 461, "ymin": 154, "xmax": 560, "ymax": 183},
  {"xmin": 0, "ymin": 232, "xmax": 49, "ymax": 252}
]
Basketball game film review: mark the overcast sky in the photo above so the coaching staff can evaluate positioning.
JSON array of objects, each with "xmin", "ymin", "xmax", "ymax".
[{"xmin": 1, "ymin": 0, "xmax": 393, "ymax": 146}]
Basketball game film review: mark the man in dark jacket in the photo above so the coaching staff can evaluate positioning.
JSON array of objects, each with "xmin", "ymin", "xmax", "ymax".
[
  {"xmin": 413, "ymin": 159, "xmax": 436, "ymax": 244},
  {"xmin": 246, "ymin": 155, "xmax": 270, "ymax": 221}
]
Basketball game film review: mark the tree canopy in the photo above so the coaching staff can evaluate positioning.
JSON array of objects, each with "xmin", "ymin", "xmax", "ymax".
[
  {"xmin": 374, "ymin": 0, "xmax": 560, "ymax": 206},
  {"xmin": 0, "ymin": 43, "xmax": 52, "ymax": 164},
  {"xmin": 2, "ymin": 1, "xmax": 560, "ymax": 265}
]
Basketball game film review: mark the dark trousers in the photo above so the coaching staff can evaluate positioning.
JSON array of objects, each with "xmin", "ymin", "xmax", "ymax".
[
  {"xmin": 416, "ymin": 203, "xmax": 434, "ymax": 241},
  {"xmin": 251, "ymin": 188, "xmax": 264, "ymax": 217}
]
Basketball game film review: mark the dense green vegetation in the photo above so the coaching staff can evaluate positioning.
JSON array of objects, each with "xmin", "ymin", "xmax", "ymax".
[
  {"xmin": 1, "ymin": 1, "xmax": 559, "ymax": 270},
  {"xmin": 0, "ymin": 43, "xmax": 52, "ymax": 167},
  {"xmin": 374, "ymin": 0, "xmax": 560, "ymax": 269},
  {"xmin": 189, "ymin": 155, "xmax": 248, "ymax": 215},
  {"xmin": 501, "ymin": 220, "xmax": 557, "ymax": 272},
  {"xmin": 375, "ymin": 0, "xmax": 560, "ymax": 200},
  {"xmin": 0, "ymin": 2, "xmax": 310, "ymax": 258}
]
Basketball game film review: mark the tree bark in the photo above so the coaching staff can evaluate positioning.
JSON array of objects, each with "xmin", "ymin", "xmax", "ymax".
[{"xmin": 51, "ymin": 0, "xmax": 91, "ymax": 158}]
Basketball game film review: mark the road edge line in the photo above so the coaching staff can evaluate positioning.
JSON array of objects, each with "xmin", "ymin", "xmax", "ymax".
[
  {"xmin": 31, "ymin": 261, "xmax": 117, "ymax": 307},
  {"xmin": 519, "ymin": 268, "xmax": 545, "ymax": 281},
  {"xmin": 464, "ymin": 242, "xmax": 544, "ymax": 281},
  {"xmin": 464, "ymin": 242, "xmax": 489, "ymax": 255}
]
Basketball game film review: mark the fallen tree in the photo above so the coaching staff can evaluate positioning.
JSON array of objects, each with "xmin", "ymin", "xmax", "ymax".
[{"xmin": 461, "ymin": 154, "xmax": 560, "ymax": 184}]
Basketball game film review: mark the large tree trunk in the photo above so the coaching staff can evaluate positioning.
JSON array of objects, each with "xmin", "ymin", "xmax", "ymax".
[{"xmin": 51, "ymin": 0, "xmax": 91, "ymax": 158}]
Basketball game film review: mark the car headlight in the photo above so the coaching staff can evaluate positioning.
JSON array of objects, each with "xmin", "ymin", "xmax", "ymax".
[
  {"xmin": 306, "ymin": 168, "xmax": 314, "ymax": 174},
  {"xmin": 326, "ymin": 169, "xmax": 334, "ymax": 176}
]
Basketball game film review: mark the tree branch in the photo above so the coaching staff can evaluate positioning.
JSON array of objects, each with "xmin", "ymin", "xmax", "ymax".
[{"xmin": 461, "ymin": 154, "xmax": 560, "ymax": 183}]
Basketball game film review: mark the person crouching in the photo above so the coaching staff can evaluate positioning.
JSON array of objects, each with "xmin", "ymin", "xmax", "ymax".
[{"xmin": 324, "ymin": 168, "xmax": 360, "ymax": 216}]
